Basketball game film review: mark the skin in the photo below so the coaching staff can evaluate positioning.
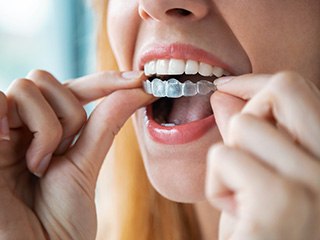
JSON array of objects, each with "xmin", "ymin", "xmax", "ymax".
[
  {"xmin": 0, "ymin": 70, "xmax": 153, "ymax": 239},
  {"xmin": 107, "ymin": 0, "xmax": 320, "ymax": 239},
  {"xmin": 108, "ymin": 0, "xmax": 320, "ymax": 201},
  {"xmin": 0, "ymin": 1, "xmax": 319, "ymax": 240}
]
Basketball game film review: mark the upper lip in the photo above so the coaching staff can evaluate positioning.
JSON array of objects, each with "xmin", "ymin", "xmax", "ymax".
[{"xmin": 138, "ymin": 42, "xmax": 236, "ymax": 74}]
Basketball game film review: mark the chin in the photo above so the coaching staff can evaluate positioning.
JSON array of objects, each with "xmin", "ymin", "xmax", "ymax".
[
  {"xmin": 130, "ymin": 44, "xmax": 230, "ymax": 203},
  {"xmin": 133, "ymin": 109, "xmax": 220, "ymax": 203},
  {"xmin": 145, "ymin": 157, "xmax": 207, "ymax": 203}
]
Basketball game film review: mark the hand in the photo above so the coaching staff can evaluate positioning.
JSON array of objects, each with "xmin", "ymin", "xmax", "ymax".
[
  {"xmin": 207, "ymin": 71, "xmax": 320, "ymax": 240},
  {"xmin": 0, "ymin": 70, "xmax": 153, "ymax": 240}
]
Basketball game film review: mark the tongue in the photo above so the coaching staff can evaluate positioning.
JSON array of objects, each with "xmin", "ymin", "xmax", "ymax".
[{"xmin": 167, "ymin": 95, "xmax": 213, "ymax": 125}]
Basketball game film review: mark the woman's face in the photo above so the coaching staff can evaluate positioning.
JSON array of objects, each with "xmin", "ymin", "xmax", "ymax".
[{"xmin": 107, "ymin": 0, "xmax": 320, "ymax": 202}]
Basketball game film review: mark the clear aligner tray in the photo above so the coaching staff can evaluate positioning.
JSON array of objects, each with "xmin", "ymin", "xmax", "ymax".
[{"xmin": 143, "ymin": 78, "xmax": 217, "ymax": 98}]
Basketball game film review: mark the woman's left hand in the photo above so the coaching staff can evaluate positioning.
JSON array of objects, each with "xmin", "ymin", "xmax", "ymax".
[{"xmin": 207, "ymin": 71, "xmax": 320, "ymax": 240}]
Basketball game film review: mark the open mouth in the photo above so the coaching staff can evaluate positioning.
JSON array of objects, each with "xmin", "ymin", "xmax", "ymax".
[{"xmin": 143, "ymin": 58, "xmax": 229, "ymax": 126}]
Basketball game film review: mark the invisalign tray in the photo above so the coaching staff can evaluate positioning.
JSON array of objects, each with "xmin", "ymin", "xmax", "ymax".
[{"xmin": 143, "ymin": 78, "xmax": 217, "ymax": 98}]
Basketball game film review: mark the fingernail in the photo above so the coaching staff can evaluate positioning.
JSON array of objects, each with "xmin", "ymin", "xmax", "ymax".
[
  {"xmin": 214, "ymin": 76, "xmax": 234, "ymax": 86},
  {"xmin": 121, "ymin": 71, "xmax": 144, "ymax": 80},
  {"xmin": 0, "ymin": 117, "xmax": 10, "ymax": 141},
  {"xmin": 34, "ymin": 153, "xmax": 52, "ymax": 177}
]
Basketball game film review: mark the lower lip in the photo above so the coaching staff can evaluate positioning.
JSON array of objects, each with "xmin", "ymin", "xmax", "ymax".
[{"xmin": 145, "ymin": 105, "xmax": 215, "ymax": 145}]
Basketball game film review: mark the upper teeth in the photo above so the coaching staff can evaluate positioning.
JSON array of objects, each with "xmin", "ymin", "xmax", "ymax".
[{"xmin": 144, "ymin": 59, "xmax": 229, "ymax": 77}]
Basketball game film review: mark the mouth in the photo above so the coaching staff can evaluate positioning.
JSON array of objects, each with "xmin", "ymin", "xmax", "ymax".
[
  {"xmin": 143, "ymin": 58, "xmax": 230, "ymax": 126},
  {"xmin": 137, "ymin": 43, "xmax": 235, "ymax": 144}
]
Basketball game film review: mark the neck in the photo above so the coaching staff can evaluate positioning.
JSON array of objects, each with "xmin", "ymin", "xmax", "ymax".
[{"xmin": 194, "ymin": 201, "xmax": 220, "ymax": 240}]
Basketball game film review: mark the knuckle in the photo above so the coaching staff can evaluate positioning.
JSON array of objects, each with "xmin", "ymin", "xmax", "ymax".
[
  {"xmin": 38, "ymin": 117, "xmax": 63, "ymax": 142},
  {"xmin": 11, "ymin": 78, "xmax": 36, "ymax": 92},
  {"xmin": 27, "ymin": 69, "xmax": 58, "ymax": 86},
  {"xmin": 94, "ymin": 71, "xmax": 117, "ymax": 83},
  {"xmin": 45, "ymin": 122, "xmax": 63, "ymax": 144},
  {"xmin": 102, "ymin": 70, "xmax": 117, "ymax": 78},
  {"xmin": 273, "ymin": 179, "xmax": 294, "ymax": 202},
  {"xmin": 27, "ymin": 69, "xmax": 53, "ymax": 80},
  {"xmin": 228, "ymin": 114, "xmax": 250, "ymax": 144},
  {"xmin": 272, "ymin": 179, "xmax": 314, "ymax": 214},
  {"xmin": 76, "ymin": 107, "xmax": 87, "ymax": 125},
  {"xmin": 208, "ymin": 143, "xmax": 227, "ymax": 162},
  {"xmin": 104, "ymin": 115, "xmax": 123, "ymax": 137},
  {"xmin": 110, "ymin": 122, "xmax": 122, "ymax": 137},
  {"xmin": 206, "ymin": 144, "xmax": 231, "ymax": 181},
  {"xmin": 269, "ymin": 71, "xmax": 304, "ymax": 93},
  {"xmin": 67, "ymin": 107, "xmax": 87, "ymax": 132}
]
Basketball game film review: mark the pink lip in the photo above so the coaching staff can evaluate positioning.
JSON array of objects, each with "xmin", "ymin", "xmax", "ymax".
[
  {"xmin": 138, "ymin": 43, "xmax": 235, "ymax": 74},
  {"xmin": 145, "ymin": 105, "xmax": 215, "ymax": 145},
  {"xmin": 139, "ymin": 43, "xmax": 222, "ymax": 144}
]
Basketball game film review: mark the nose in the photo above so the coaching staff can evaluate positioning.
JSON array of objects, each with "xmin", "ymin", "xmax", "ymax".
[{"xmin": 139, "ymin": 0, "xmax": 209, "ymax": 22}]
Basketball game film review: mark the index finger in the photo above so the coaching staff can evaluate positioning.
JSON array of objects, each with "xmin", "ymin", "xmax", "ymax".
[
  {"xmin": 214, "ymin": 74, "xmax": 271, "ymax": 100},
  {"xmin": 65, "ymin": 70, "xmax": 146, "ymax": 105}
]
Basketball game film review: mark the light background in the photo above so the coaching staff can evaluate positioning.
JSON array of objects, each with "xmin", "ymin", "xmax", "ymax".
[{"xmin": 0, "ymin": 0, "xmax": 96, "ymax": 91}]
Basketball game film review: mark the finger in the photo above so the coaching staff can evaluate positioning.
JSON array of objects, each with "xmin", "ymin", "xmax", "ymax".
[
  {"xmin": 216, "ymin": 72, "xmax": 320, "ymax": 101},
  {"xmin": 210, "ymin": 91, "xmax": 246, "ymax": 142},
  {"xmin": 206, "ymin": 143, "xmax": 277, "ymax": 215},
  {"xmin": 207, "ymin": 143, "xmax": 315, "ymax": 240},
  {"xmin": 0, "ymin": 91, "xmax": 10, "ymax": 141},
  {"xmin": 65, "ymin": 70, "xmax": 146, "ymax": 105},
  {"xmin": 7, "ymin": 79, "xmax": 63, "ymax": 176},
  {"xmin": 27, "ymin": 70, "xmax": 87, "ymax": 154},
  {"xmin": 227, "ymin": 113, "xmax": 320, "ymax": 191},
  {"xmin": 240, "ymin": 72, "xmax": 320, "ymax": 159},
  {"xmin": 66, "ymin": 88, "xmax": 154, "ymax": 183},
  {"xmin": 216, "ymin": 71, "xmax": 320, "ymax": 160},
  {"xmin": 214, "ymin": 73, "xmax": 271, "ymax": 99}
]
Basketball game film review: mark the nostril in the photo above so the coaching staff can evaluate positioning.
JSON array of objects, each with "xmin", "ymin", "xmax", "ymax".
[{"xmin": 166, "ymin": 8, "xmax": 192, "ymax": 17}]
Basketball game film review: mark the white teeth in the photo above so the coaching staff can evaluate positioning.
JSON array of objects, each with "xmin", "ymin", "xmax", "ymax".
[
  {"xmin": 147, "ymin": 60, "xmax": 156, "ymax": 75},
  {"xmin": 212, "ymin": 66, "xmax": 224, "ymax": 77},
  {"xmin": 156, "ymin": 59, "xmax": 169, "ymax": 75},
  {"xmin": 168, "ymin": 59, "xmax": 185, "ymax": 75},
  {"xmin": 199, "ymin": 62, "xmax": 213, "ymax": 77},
  {"xmin": 161, "ymin": 123, "xmax": 176, "ymax": 127},
  {"xmin": 143, "ymin": 78, "xmax": 216, "ymax": 98},
  {"xmin": 144, "ymin": 58, "xmax": 228, "ymax": 77},
  {"xmin": 185, "ymin": 60, "xmax": 198, "ymax": 75},
  {"xmin": 223, "ymin": 70, "xmax": 231, "ymax": 76}
]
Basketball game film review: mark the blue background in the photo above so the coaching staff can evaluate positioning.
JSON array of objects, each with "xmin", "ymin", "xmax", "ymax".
[{"xmin": 0, "ymin": 0, "xmax": 95, "ymax": 91}]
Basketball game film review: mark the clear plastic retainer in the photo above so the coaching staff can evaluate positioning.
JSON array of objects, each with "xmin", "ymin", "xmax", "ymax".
[{"xmin": 143, "ymin": 78, "xmax": 217, "ymax": 98}]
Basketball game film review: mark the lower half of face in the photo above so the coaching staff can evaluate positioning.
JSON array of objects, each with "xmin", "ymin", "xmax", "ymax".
[
  {"xmin": 133, "ymin": 107, "xmax": 221, "ymax": 203},
  {"xmin": 108, "ymin": 0, "xmax": 320, "ymax": 203}
]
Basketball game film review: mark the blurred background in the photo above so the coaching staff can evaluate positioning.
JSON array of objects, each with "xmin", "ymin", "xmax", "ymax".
[{"xmin": 0, "ymin": 0, "xmax": 96, "ymax": 91}]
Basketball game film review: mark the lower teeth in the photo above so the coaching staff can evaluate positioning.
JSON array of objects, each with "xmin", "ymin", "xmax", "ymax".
[{"xmin": 161, "ymin": 123, "xmax": 176, "ymax": 127}]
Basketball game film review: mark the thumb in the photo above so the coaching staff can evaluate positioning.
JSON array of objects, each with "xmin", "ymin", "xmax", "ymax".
[
  {"xmin": 66, "ymin": 88, "xmax": 154, "ymax": 182},
  {"xmin": 210, "ymin": 92, "xmax": 246, "ymax": 142}
]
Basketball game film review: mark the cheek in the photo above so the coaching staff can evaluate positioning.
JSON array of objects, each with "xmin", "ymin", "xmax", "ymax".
[
  {"xmin": 214, "ymin": 0, "xmax": 320, "ymax": 77},
  {"xmin": 107, "ymin": 0, "xmax": 140, "ymax": 69}
]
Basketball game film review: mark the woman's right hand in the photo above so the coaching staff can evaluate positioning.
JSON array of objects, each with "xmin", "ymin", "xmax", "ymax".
[{"xmin": 0, "ymin": 70, "xmax": 153, "ymax": 240}]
